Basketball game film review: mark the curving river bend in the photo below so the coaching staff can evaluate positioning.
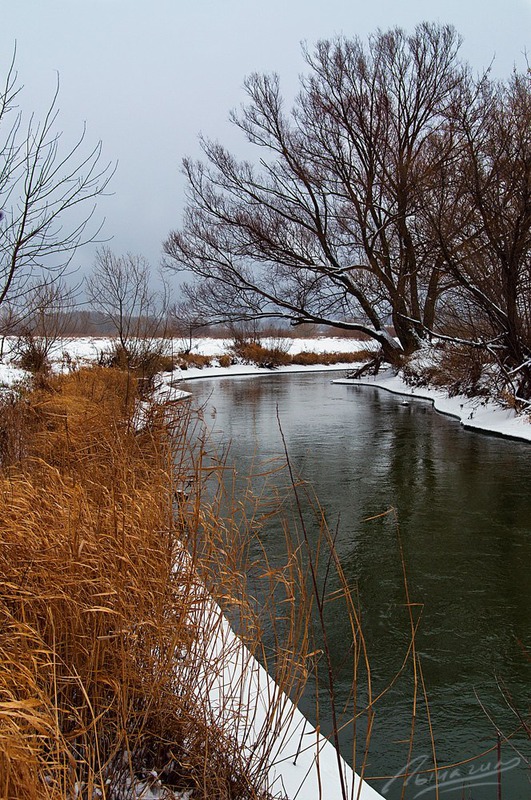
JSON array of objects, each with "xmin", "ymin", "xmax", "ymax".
[{"xmin": 182, "ymin": 370, "xmax": 530, "ymax": 799}]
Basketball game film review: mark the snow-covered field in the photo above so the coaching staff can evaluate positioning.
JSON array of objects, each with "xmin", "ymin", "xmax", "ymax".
[{"xmin": 0, "ymin": 335, "xmax": 371, "ymax": 387}]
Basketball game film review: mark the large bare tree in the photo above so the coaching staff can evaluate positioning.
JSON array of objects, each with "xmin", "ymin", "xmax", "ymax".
[{"xmin": 164, "ymin": 23, "xmax": 465, "ymax": 363}]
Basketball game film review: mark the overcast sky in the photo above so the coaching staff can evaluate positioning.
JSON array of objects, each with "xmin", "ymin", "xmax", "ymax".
[{"xmin": 1, "ymin": 0, "xmax": 530, "ymax": 278}]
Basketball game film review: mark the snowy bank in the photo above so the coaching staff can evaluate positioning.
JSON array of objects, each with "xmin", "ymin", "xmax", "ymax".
[
  {"xmin": 152, "ymin": 367, "xmax": 385, "ymax": 799},
  {"xmin": 187, "ymin": 575, "xmax": 383, "ymax": 800},
  {"xmin": 0, "ymin": 336, "xmax": 370, "ymax": 391},
  {"xmin": 334, "ymin": 370, "xmax": 531, "ymax": 443},
  {"xmin": 0, "ymin": 335, "xmax": 372, "ymax": 363},
  {"xmin": 168, "ymin": 360, "xmax": 359, "ymax": 382},
  {"xmin": 0, "ymin": 342, "xmax": 382, "ymax": 800}
]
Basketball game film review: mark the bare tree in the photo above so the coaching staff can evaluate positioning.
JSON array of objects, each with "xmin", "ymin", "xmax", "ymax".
[
  {"xmin": 427, "ymin": 70, "xmax": 531, "ymax": 398},
  {"xmin": 169, "ymin": 300, "xmax": 209, "ymax": 354},
  {"xmin": 86, "ymin": 247, "xmax": 170, "ymax": 370},
  {"xmin": 0, "ymin": 50, "xmax": 113, "ymax": 317},
  {"xmin": 164, "ymin": 24, "xmax": 465, "ymax": 364}
]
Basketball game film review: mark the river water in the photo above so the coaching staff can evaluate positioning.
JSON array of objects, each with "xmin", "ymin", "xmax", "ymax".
[{"xmin": 181, "ymin": 370, "xmax": 530, "ymax": 799}]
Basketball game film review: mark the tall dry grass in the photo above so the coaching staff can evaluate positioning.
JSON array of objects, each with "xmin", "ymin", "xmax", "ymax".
[{"xmin": 0, "ymin": 368, "xmax": 296, "ymax": 799}]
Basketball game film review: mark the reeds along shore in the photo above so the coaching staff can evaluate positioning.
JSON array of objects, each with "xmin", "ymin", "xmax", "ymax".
[
  {"xmin": 0, "ymin": 367, "xmax": 385, "ymax": 800},
  {"xmin": 0, "ymin": 368, "xmax": 318, "ymax": 799}
]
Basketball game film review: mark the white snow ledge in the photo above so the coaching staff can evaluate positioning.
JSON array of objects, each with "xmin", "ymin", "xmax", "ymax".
[
  {"xmin": 334, "ymin": 370, "xmax": 531, "ymax": 444},
  {"xmin": 189, "ymin": 588, "xmax": 384, "ymax": 800}
]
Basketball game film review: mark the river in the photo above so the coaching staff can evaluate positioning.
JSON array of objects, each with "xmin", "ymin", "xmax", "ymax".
[{"xmin": 181, "ymin": 370, "xmax": 530, "ymax": 799}]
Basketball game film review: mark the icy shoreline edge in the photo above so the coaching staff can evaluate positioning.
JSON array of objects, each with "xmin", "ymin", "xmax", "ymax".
[
  {"xmin": 334, "ymin": 370, "xmax": 531, "ymax": 444},
  {"xmin": 159, "ymin": 365, "xmax": 384, "ymax": 799}
]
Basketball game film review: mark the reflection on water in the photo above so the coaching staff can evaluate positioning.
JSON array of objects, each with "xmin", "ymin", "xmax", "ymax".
[{"xmin": 182, "ymin": 372, "xmax": 530, "ymax": 799}]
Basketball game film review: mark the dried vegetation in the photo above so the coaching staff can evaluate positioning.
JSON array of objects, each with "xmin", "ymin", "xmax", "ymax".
[
  {"xmin": 0, "ymin": 368, "xmax": 288, "ymax": 799},
  {"xmin": 0, "ymin": 364, "xmax": 425, "ymax": 800},
  {"xmin": 0, "ymin": 366, "xmax": 381, "ymax": 800}
]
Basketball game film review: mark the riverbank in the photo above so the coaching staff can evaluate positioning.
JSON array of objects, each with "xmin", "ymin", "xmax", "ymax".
[{"xmin": 334, "ymin": 369, "xmax": 531, "ymax": 443}]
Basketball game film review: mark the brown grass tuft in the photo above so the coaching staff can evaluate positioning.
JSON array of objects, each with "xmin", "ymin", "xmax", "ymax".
[
  {"xmin": 290, "ymin": 350, "xmax": 370, "ymax": 366},
  {"xmin": 177, "ymin": 353, "xmax": 213, "ymax": 369}
]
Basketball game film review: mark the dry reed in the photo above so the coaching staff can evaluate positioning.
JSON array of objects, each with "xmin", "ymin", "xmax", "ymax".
[{"xmin": 0, "ymin": 368, "xmax": 290, "ymax": 799}]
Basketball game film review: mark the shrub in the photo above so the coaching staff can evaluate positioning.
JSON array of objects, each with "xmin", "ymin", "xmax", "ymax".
[
  {"xmin": 291, "ymin": 349, "xmax": 371, "ymax": 366},
  {"xmin": 14, "ymin": 334, "xmax": 51, "ymax": 374},
  {"xmin": 98, "ymin": 341, "xmax": 176, "ymax": 394},
  {"xmin": 403, "ymin": 344, "xmax": 491, "ymax": 397},
  {"xmin": 177, "ymin": 352, "xmax": 212, "ymax": 369},
  {"xmin": 156, "ymin": 353, "xmax": 178, "ymax": 373},
  {"xmin": 230, "ymin": 340, "xmax": 291, "ymax": 367}
]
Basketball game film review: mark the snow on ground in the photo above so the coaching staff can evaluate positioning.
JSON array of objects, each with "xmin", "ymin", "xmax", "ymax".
[
  {"xmin": 0, "ymin": 335, "xmax": 371, "ymax": 392},
  {"xmin": 0, "ymin": 335, "xmax": 372, "ymax": 364},
  {"xmin": 171, "ymin": 361, "xmax": 359, "ymax": 381},
  {"xmin": 183, "ymin": 564, "xmax": 383, "ymax": 800},
  {"xmin": 184, "ymin": 335, "xmax": 375, "ymax": 357},
  {"xmin": 0, "ymin": 362, "xmax": 27, "ymax": 388}
]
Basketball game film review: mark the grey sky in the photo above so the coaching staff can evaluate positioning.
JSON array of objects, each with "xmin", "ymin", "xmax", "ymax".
[{"xmin": 1, "ymin": 0, "xmax": 530, "ymax": 276}]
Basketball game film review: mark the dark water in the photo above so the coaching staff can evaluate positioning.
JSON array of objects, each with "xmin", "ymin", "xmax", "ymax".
[{"xmin": 181, "ymin": 371, "xmax": 530, "ymax": 799}]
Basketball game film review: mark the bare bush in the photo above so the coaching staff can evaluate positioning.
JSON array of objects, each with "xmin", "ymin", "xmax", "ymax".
[
  {"xmin": 87, "ymin": 248, "xmax": 173, "ymax": 389},
  {"xmin": 12, "ymin": 278, "xmax": 76, "ymax": 373}
]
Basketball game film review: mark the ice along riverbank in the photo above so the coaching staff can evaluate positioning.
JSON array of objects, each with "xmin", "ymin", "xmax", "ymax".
[{"xmin": 333, "ymin": 370, "xmax": 531, "ymax": 444}]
